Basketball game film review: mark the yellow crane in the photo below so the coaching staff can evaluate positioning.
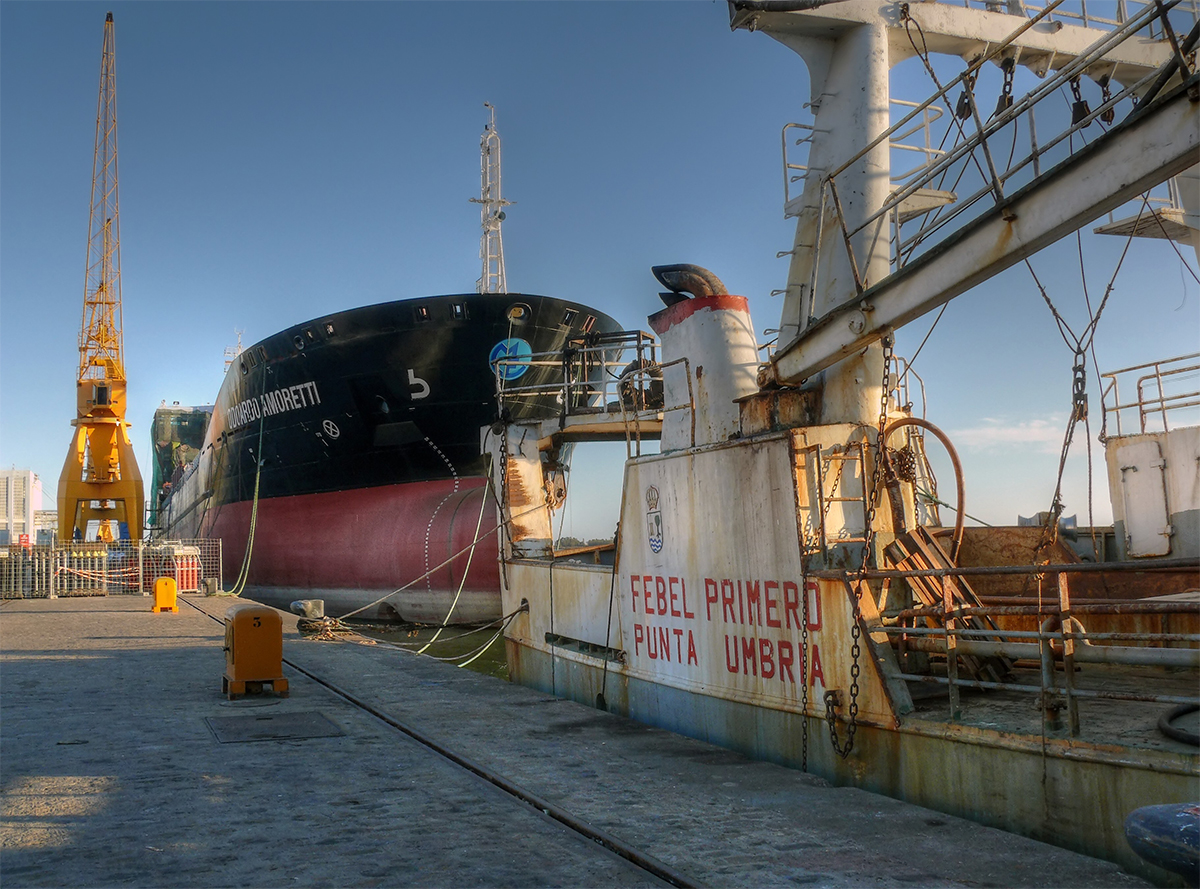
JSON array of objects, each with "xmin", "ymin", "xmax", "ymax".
[{"xmin": 58, "ymin": 12, "xmax": 143, "ymax": 543}]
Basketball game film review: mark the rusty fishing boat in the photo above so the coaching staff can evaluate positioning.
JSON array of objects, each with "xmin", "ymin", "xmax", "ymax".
[{"xmin": 484, "ymin": 0, "xmax": 1200, "ymax": 882}]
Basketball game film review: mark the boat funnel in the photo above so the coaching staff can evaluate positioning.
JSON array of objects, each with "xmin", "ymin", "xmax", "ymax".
[{"xmin": 647, "ymin": 265, "xmax": 759, "ymax": 450}]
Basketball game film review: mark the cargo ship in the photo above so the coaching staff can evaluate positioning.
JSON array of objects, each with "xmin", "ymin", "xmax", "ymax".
[
  {"xmin": 154, "ymin": 292, "xmax": 624, "ymax": 622},
  {"xmin": 154, "ymin": 108, "xmax": 625, "ymax": 622}
]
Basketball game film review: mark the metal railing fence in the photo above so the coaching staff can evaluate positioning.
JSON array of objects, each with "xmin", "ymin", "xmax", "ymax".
[{"xmin": 0, "ymin": 539, "xmax": 222, "ymax": 599}]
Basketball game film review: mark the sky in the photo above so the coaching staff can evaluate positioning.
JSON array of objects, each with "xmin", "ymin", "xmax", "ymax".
[{"xmin": 2, "ymin": 0, "xmax": 1197, "ymax": 542}]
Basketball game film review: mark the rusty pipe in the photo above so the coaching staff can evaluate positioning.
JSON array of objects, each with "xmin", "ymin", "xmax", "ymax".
[
  {"xmin": 651, "ymin": 264, "xmax": 729, "ymax": 302},
  {"xmin": 882, "ymin": 416, "xmax": 965, "ymax": 560}
]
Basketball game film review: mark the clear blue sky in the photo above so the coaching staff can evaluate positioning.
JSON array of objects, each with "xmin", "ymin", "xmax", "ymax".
[{"xmin": 2, "ymin": 1, "xmax": 1196, "ymax": 540}]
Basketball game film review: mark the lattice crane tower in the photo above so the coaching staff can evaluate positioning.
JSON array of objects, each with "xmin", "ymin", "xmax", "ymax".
[
  {"xmin": 57, "ymin": 12, "xmax": 144, "ymax": 543},
  {"xmin": 470, "ymin": 103, "xmax": 513, "ymax": 294}
]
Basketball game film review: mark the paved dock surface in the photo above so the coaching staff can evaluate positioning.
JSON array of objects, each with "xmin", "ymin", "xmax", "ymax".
[{"xmin": 1, "ymin": 595, "xmax": 1149, "ymax": 888}]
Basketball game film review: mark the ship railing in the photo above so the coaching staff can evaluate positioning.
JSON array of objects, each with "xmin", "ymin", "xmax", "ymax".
[
  {"xmin": 782, "ymin": 101, "xmax": 948, "ymax": 219},
  {"xmin": 0, "ymin": 538, "xmax": 223, "ymax": 599},
  {"xmin": 809, "ymin": 559, "xmax": 1199, "ymax": 736},
  {"xmin": 795, "ymin": 0, "xmax": 1194, "ymax": 295},
  {"xmin": 1100, "ymin": 351, "xmax": 1200, "ymax": 436},
  {"xmin": 618, "ymin": 356, "xmax": 694, "ymax": 457},
  {"xmin": 493, "ymin": 330, "xmax": 661, "ymax": 422},
  {"xmin": 947, "ymin": 0, "xmax": 1200, "ymax": 35}
]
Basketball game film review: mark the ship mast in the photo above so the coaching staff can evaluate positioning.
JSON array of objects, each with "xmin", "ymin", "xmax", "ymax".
[{"xmin": 470, "ymin": 103, "xmax": 513, "ymax": 294}]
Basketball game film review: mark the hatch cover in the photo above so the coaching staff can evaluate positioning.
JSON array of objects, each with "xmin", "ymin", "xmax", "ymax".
[{"xmin": 205, "ymin": 711, "xmax": 344, "ymax": 744}]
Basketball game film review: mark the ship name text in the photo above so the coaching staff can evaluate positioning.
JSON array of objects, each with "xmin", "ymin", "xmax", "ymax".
[{"xmin": 228, "ymin": 381, "xmax": 322, "ymax": 430}]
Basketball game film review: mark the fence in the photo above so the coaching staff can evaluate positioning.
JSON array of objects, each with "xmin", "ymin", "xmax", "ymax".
[{"xmin": 0, "ymin": 539, "xmax": 223, "ymax": 599}]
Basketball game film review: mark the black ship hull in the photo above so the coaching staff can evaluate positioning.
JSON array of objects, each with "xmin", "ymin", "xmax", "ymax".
[{"xmin": 158, "ymin": 293, "xmax": 623, "ymax": 621}]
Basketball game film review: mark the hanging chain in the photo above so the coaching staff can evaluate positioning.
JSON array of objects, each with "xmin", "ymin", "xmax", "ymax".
[
  {"xmin": 1099, "ymin": 76, "xmax": 1115, "ymax": 125},
  {"xmin": 995, "ymin": 56, "xmax": 1016, "ymax": 116},
  {"xmin": 800, "ymin": 574, "xmax": 811, "ymax": 771},
  {"xmin": 825, "ymin": 334, "xmax": 894, "ymax": 759}
]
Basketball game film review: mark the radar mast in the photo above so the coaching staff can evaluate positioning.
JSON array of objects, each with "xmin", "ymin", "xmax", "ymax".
[{"xmin": 470, "ymin": 103, "xmax": 513, "ymax": 293}]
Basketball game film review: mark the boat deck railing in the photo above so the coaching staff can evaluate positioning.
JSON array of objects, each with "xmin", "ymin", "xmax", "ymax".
[
  {"xmin": 782, "ymin": 0, "xmax": 1197, "ymax": 302},
  {"xmin": 810, "ymin": 559, "xmax": 1199, "ymax": 737},
  {"xmin": 493, "ymin": 329, "xmax": 692, "ymax": 456},
  {"xmin": 1100, "ymin": 351, "xmax": 1200, "ymax": 436},
  {"xmin": 0, "ymin": 538, "xmax": 222, "ymax": 599}
]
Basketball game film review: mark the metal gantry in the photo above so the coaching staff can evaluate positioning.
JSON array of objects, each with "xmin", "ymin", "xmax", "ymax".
[{"xmin": 57, "ymin": 12, "xmax": 145, "ymax": 543}]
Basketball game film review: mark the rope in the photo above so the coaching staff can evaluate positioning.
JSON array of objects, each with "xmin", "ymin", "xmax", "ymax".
[
  {"xmin": 334, "ymin": 500, "xmax": 550, "ymax": 622},
  {"xmin": 418, "ymin": 479, "xmax": 492, "ymax": 653},
  {"xmin": 216, "ymin": 369, "xmax": 272, "ymax": 597}
]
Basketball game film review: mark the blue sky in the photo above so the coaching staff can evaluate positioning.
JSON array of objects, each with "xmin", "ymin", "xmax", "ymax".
[{"xmin": 2, "ymin": 1, "xmax": 1197, "ymax": 540}]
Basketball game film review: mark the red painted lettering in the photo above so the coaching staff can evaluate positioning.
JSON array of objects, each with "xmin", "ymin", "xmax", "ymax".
[
  {"xmin": 721, "ymin": 580, "xmax": 736, "ymax": 623},
  {"xmin": 736, "ymin": 580, "xmax": 746, "ymax": 624},
  {"xmin": 681, "ymin": 578, "xmax": 695, "ymax": 619},
  {"xmin": 724, "ymin": 635, "xmax": 739, "ymax": 673},
  {"xmin": 646, "ymin": 625, "xmax": 659, "ymax": 659},
  {"xmin": 759, "ymin": 638, "xmax": 775, "ymax": 679},
  {"xmin": 745, "ymin": 580, "xmax": 762, "ymax": 626},
  {"xmin": 741, "ymin": 636, "xmax": 757, "ymax": 676},
  {"xmin": 778, "ymin": 640, "xmax": 795, "ymax": 682},
  {"xmin": 687, "ymin": 631, "xmax": 698, "ymax": 665},
  {"xmin": 705, "ymin": 578, "xmax": 718, "ymax": 621},
  {"xmin": 657, "ymin": 625, "xmax": 671, "ymax": 662},
  {"xmin": 644, "ymin": 575, "xmax": 654, "ymax": 614},
  {"xmin": 668, "ymin": 576, "xmax": 681, "ymax": 617},
  {"xmin": 764, "ymin": 580, "xmax": 781, "ymax": 628},
  {"xmin": 673, "ymin": 627, "xmax": 684, "ymax": 661},
  {"xmin": 655, "ymin": 577, "xmax": 668, "ymax": 615},
  {"xmin": 634, "ymin": 623, "xmax": 643, "ymax": 656},
  {"xmin": 630, "ymin": 575, "xmax": 641, "ymax": 613},
  {"xmin": 783, "ymin": 581, "xmax": 800, "ymax": 629},
  {"xmin": 809, "ymin": 643, "xmax": 825, "ymax": 689}
]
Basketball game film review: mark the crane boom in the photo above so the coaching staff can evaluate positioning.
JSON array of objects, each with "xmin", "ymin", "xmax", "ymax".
[{"xmin": 57, "ymin": 12, "xmax": 144, "ymax": 543}]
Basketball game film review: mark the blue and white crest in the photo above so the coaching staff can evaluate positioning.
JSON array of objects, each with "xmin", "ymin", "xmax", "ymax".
[
  {"xmin": 646, "ymin": 485, "xmax": 663, "ymax": 554},
  {"xmin": 489, "ymin": 337, "xmax": 533, "ymax": 381}
]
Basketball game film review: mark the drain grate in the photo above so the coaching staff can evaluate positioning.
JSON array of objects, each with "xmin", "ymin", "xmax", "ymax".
[{"xmin": 205, "ymin": 711, "xmax": 344, "ymax": 743}]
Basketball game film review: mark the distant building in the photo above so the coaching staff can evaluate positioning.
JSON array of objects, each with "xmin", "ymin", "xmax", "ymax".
[
  {"xmin": 1, "ymin": 470, "xmax": 43, "ymax": 546},
  {"xmin": 34, "ymin": 510, "xmax": 58, "ymax": 546}
]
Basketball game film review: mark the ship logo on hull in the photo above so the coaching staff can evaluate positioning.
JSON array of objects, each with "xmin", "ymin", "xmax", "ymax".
[
  {"xmin": 322, "ymin": 419, "xmax": 340, "ymax": 439},
  {"xmin": 489, "ymin": 338, "xmax": 533, "ymax": 381},
  {"xmin": 646, "ymin": 485, "xmax": 663, "ymax": 554}
]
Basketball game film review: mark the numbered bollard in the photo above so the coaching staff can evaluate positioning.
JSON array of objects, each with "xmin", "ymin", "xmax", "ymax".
[
  {"xmin": 152, "ymin": 576, "xmax": 178, "ymax": 613},
  {"xmin": 221, "ymin": 603, "xmax": 289, "ymax": 700}
]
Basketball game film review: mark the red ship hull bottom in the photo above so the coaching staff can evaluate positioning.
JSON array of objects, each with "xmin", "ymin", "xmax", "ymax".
[{"xmin": 206, "ymin": 478, "xmax": 501, "ymax": 623}]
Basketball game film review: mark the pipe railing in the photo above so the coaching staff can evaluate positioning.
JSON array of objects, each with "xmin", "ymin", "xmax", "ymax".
[{"xmin": 832, "ymin": 559, "xmax": 1199, "ymax": 733}]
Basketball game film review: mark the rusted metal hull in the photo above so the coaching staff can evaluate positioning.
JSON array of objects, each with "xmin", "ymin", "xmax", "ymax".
[{"xmin": 506, "ymin": 637, "xmax": 1197, "ymax": 883}]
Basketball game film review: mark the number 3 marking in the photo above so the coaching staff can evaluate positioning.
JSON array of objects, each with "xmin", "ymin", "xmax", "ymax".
[{"xmin": 408, "ymin": 369, "xmax": 430, "ymax": 400}]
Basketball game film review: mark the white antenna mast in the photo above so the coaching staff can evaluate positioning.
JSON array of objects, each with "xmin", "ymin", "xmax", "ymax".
[{"xmin": 470, "ymin": 102, "xmax": 513, "ymax": 294}]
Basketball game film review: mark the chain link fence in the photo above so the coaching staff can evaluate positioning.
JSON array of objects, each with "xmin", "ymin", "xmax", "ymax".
[{"xmin": 0, "ymin": 539, "xmax": 223, "ymax": 599}]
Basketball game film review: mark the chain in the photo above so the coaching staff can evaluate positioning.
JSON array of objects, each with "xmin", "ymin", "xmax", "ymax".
[
  {"xmin": 825, "ymin": 334, "xmax": 893, "ymax": 759},
  {"xmin": 890, "ymin": 445, "xmax": 918, "ymax": 483},
  {"xmin": 800, "ymin": 574, "xmax": 811, "ymax": 771},
  {"xmin": 1099, "ymin": 75, "xmax": 1115, "ymax": 125},
  {"xmin": 995, "ymin": 56, "xmax": 1015, "ymax": 116}
]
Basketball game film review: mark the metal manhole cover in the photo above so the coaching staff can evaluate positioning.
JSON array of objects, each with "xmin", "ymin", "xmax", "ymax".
[{"xmin": 205, "ymin": 711, "xmax": 344, "ymax": 743}]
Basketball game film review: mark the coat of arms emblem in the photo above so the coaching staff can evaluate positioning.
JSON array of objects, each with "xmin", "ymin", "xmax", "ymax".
[{"xmin": 646, "ymin": 485, "xmax": 663, "ymax": 553}]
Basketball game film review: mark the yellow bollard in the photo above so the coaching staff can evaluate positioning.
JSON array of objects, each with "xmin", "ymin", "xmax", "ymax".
[
  {"xmin": 152, "ymin": 576, "xmax": 178, "ymax": 613},
  {"xmin": 221, "ymin": 603, "xmax": 289, "ymax": 700}
]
